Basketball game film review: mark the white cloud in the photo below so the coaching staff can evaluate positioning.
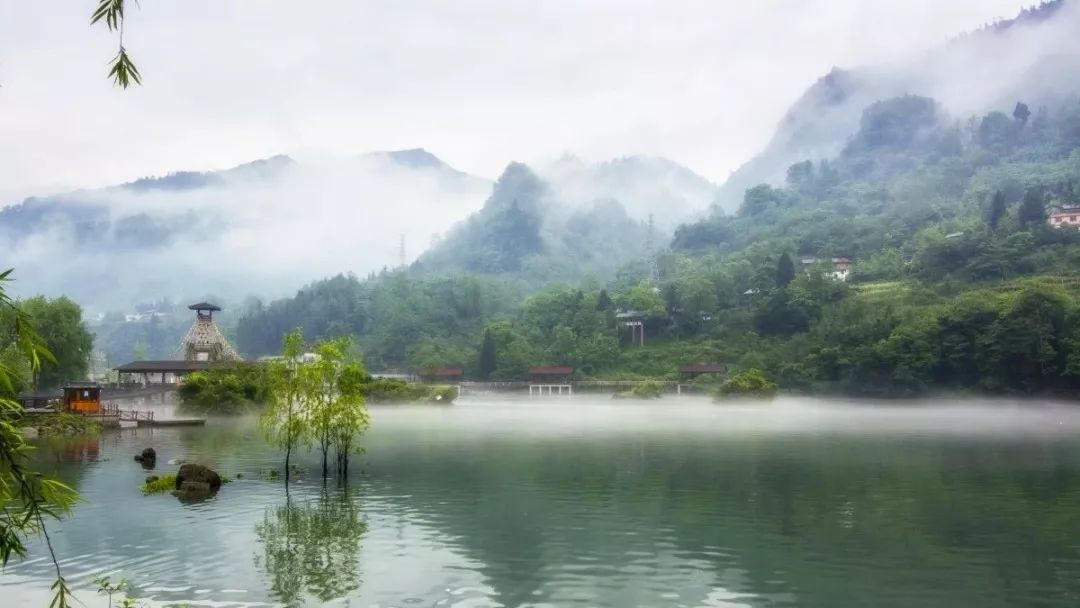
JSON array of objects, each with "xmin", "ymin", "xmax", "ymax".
[{"xmin": 0, "ymin": 0, "xmax": 1029, "ymax": 200}]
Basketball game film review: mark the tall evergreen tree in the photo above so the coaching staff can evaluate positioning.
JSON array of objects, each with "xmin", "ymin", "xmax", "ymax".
[
  {"xmin": 478, "ymin": 329, "xmax": 496, "ymax": 379},
  {"xmin": 1018, "ymin": 187, "xmax": 1047, "ymax": 226},
  {"xmin": 776, "ymin": 253, "xmax": 796, "ymax": 288},
  {"xmin": 596, "ymin": 289, "xmax": 614, "ymax": 311},
  {"xmin": 987, "ymin": 190, "xmax": 1008, "ymax": 230}
]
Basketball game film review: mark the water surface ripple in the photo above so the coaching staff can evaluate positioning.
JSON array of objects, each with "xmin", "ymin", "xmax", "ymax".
[{"xmin": 5, "ymin": 396, "xmax": 1080, "ymax": 607}]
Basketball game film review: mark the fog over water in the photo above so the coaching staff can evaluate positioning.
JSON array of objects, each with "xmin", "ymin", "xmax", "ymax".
[{"xmin": 10, "ymin": 396, "xmax": 1080, "ymax": 607}]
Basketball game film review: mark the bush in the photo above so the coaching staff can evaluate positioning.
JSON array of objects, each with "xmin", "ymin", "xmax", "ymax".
[
  {"xmin": 178, "ymin": 364, "xmax": 269, "ymax": 414},
  {"xmin": 716, "ymin": 369, "xmax": 779, "ymax": 400},
  {"xmin": 19, "ymin": 412, "xmax": 101, "ymax": 436},
  {"xmin": 614, "ymin": 381, "xmax": 664, "ymax": 399},
  {"xmin": 362, "ymin": 378, "xmax": 457, "ymax": 403}
]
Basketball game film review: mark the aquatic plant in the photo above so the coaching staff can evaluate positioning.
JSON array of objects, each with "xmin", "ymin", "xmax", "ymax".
[
  {"xmin": 141, "ymin": 474, "xmax": 177, "ymax": 495},
  {"xmin": 94, "ymin": 575, "xmax": 128, "ymax": 608}
]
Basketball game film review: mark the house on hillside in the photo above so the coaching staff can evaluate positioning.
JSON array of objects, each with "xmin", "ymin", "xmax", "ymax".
[
  {"xmin": 800, "ymin": 256, "xmax": 852, "ymax": 281},
  {"xmin": 1049, "ymin": 205, "xmax": 1080, "ymax": 228}
]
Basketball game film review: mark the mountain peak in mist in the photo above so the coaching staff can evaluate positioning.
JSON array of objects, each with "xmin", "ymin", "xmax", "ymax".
[{"xmin": 714, "ymin": 0, "xmax": 1080, "ymax": 209}]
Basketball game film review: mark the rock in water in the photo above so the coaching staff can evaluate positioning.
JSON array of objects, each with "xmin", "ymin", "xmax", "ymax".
[
  {"xmin": 175, "ymin": 464, "xmax": 222, "ymax": 491},
  {"xmin": 173, "ymin": 481, "xmax": 213, "ymax": 502},
  {"xmin": 134, "ymin": 447, "xmax": 156, "ymax": 463}
]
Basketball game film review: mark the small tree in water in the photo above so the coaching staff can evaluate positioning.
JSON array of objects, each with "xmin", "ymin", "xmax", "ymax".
[
  {"xmin": 303, "ymin": 337, "xmax": 369, "ymax": 480},
  {"xmin": 261, "ymin": 329, "xmax": 308, "ymax": 485},
  {"xmin": 333, "ymin": 359, "xmax": 370, "ymax": 479}
]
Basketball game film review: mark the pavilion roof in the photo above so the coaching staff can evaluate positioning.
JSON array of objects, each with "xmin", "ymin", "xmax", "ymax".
[{"xmin": 188, "ymin": 302, "xmax": 222, "ymax": 312}]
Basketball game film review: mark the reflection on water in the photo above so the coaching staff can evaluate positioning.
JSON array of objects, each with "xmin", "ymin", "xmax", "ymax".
[
  {"xmin": 255, "ymin": 489, "xmax": 366, "ymax": 606},
  {"xmin": 4, "ymin": 396, "xmax": 1080, "ymax": 607}
]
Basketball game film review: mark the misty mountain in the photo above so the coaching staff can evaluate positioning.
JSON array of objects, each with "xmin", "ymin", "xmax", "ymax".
[
  {"xmin": 541, "ymin": 155, "xmax": 716, "ymax": 230},
  {"xmin": 0, "ymin": 149, "xmax": 490, "ymax": 310},
  {"xmin": 415, "ymin": 157, "xmax": 704, "ymax": 283},
  {"xmin": 715, "ymin": 0, "xmax": 1080, "ymax": 209}
]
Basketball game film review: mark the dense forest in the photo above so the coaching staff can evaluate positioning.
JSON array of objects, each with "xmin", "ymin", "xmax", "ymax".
[{"xmin": 233, "ymin": 94, "xmax": 1080, "ymax": 397}]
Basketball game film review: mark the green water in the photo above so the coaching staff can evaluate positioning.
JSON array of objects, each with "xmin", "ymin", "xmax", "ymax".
[{"xmin": 6, "ymin": 396, "xmax": 1080, "ymax": 607}]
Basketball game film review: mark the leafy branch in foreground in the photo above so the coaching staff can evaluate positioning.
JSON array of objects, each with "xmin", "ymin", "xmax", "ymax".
[
  {"xmin": 91, "ymin": 0, "xmax": 141, "ymax": 88},
  {"xmin": 0, "ymin": 269, "xmax": 78, "ymax": 608}
]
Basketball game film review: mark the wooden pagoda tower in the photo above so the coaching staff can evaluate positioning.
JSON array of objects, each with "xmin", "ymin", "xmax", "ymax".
[{"xmin": 179, "ymin": 302, "xmax": 239, "ymax": 362}]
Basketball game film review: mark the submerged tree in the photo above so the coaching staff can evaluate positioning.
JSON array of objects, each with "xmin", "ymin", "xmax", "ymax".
[
  {"xmin": 303, "ymin": 337, "xmax": 369, "ymax": 480},
  {"xmin": 261, "ymin": 329, "xmax": 308, "ymax": 485}
]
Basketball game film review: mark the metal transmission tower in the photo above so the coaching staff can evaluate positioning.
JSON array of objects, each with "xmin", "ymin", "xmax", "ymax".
[{"xmin": 645, "ymin": 213, "xmax": 660, "ymax": 285}]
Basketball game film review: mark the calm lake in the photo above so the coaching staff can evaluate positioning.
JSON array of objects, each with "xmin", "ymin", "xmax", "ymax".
[{"xmin": 6, "ymin": 396, "xmax": 1080, "ymax": 607}]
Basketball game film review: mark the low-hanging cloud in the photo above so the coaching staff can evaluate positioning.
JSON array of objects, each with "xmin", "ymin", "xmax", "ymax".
[{"xmin": 3, "ymin": 155, "xmax": 491, "ymax": 310}]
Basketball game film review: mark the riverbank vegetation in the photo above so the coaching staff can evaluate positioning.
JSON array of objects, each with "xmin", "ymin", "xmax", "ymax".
[
  {"xmin": 230, "ymin": 97, "xmax": 1080, "ymax": 399},
  {"xmin": 18, "ymin": 412, "xmax": 102, "ymax": 436},
  {"xmin": 717, "ymin": 369, "xmax": 779, "ymax": 400},
  {"xmin": 177, "ymin": 364, "xmax": 269, "ymax": 414}
]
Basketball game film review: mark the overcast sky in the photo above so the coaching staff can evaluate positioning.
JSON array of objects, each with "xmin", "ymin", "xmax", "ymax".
[{"xmin": 0, "ymin": 0, "xmax": 1029, "ymax": 202}]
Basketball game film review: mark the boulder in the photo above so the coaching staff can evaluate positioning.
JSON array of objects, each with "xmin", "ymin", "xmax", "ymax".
[
  {"xmin": 173, "ymin": 481, "xmax": 213, "ymax": 502},
  {"xmin": 175, "ymin": 463, "xmax": 222, "ymax": 491},
  {"xmin": 145, "ymin": 475, "xmax": 159, "ymax": 484}
]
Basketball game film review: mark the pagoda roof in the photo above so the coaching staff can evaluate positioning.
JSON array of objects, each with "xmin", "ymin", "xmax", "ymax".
[{"xmin": 188, "ymin": 302, "xmax": 222, "ymax": 312}]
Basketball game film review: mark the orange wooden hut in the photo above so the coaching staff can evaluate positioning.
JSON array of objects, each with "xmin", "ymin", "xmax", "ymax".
[{"xmin": 63, "ymin": 383, "xmax": 101, "ymax": 414}]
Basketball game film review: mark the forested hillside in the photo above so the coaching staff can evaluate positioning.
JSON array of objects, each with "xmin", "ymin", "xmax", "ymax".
[
  {"xmin": 236, "ymin": 89, "xmax": 1080, "ymax": 396},
  {"xmin": 715, "ymin": 0, "xmax": 1080, "ymax": 209}
]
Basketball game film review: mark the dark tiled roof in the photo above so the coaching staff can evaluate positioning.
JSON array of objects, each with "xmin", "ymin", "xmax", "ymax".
[
  {"xmin": 187, "ymin": 302, "xmax": 222, "ymax": 311},
  {"xmin": 115, "ymin": 360, "xmax": 228, "ymax": 373},
  {"xmin": 529, "ymin": 366, "xmax": 574, "ymax": 375},
  {"xmin": 678, "ymin": 363, "xmax": 727, "ymax": 374}
]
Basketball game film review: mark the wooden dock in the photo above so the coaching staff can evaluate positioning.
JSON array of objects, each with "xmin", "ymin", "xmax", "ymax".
[
  {"xmin": 137, "ymin": 418, "xmax": 206, "ymax": 427},
  {"xmin": 102, "ymin": 404, "xmax": 206, "ymax": 427}
]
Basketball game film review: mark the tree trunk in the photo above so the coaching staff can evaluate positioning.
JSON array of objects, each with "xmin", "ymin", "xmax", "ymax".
[{"xmin": 284, "ymin": 444, "xmax": 292, "ymax": 485}]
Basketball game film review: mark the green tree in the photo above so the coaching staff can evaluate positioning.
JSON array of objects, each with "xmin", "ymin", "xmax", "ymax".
[
  {"xmin": 776, "ymin": 253, "xmax": 796, "ymax": 288},
  {"xmin": 595, "ymin": 289, "xmax": 614, "ymax": 311},
  {"xmin": 332, "ymin": 361, "xmax": 370, "ymax": 478},
  {"xmin": 986, "ymin": 190, "xmax": 1008, "ymax": 230},
  {"xmin": 1018, "ymin": 187, "xmax": 1047, "ymax": 226},
  {"xmin": 303, "ymin": 337, "xmax": 369, "ymax": 480},
  {"xmin": 19, "ymin": 297, "xmax": 93, "ymax": 389},
  {"xmin": 478, "ymin": 329, "xmax": 496, "ymax": 379},
  {"xmin": 0, "ymin": 270, "xmax": 78, "ymax": 608},
  {"xmin": 261, "ymin": 329, "xmax": 307, "ymax": 485}
]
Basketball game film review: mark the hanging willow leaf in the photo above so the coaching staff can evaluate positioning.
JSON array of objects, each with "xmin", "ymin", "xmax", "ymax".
[
  {"xmin": 108, "ymin": 47, "xmax": 142, "ymax": 89},
  {"xmin": 90, "ymin": 0, "xmax": 125, "ymax": 31},
  {"xmin": 92, "ymin": 0, "xmax": 142, "ymax": 88}
]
